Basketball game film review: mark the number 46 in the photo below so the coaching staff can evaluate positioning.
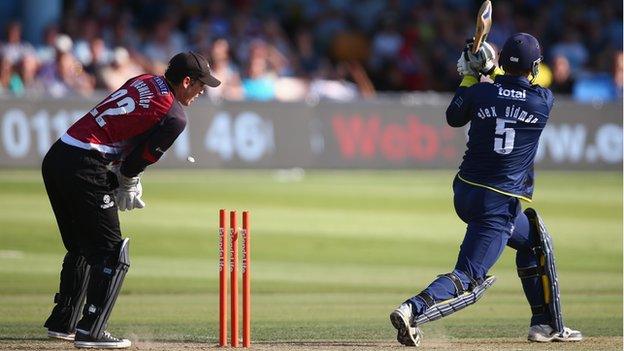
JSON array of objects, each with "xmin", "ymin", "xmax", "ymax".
[{"xmin": 205, "ymin": 111, "xmax": 275, "ymax": 162}]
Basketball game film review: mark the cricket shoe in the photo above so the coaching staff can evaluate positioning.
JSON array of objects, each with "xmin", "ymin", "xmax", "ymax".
[
  {"xmin": 390, "ymin": 303, "xmax": 422, "ymax": 347},
  {"xmin": 528, "ymin": 324, "xmax": 583, "ymax": 342},
  {"xmin": 74, "ymin": 330, "xmax": 131, "ymax": 349},
  {"xmin": 47, "ymin": 329, "xmax": 75, "ymax": 341}
]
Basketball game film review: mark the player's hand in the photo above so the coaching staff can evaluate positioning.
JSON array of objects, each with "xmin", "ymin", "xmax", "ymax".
[
  {"xmin": 464, "ymin": 38, "xmax": 497, "ymax": 75},
  {"xmin": 114, "ymin": 171, "xmax": 146, "ymax": 211},
  {"xmin": 457, "ymin": 50, "xmax": 480, "ymax": 77}
]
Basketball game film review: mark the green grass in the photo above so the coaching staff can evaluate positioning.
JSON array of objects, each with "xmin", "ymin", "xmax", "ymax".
[{"xmin": 0, "ymin": 169, "xmax": 621, "ymax": 342}]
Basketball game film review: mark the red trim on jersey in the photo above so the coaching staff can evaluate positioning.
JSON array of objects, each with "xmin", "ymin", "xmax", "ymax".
[{"xmin": 141, "ymin": 146, "xmax": 158, "ymax": 163}]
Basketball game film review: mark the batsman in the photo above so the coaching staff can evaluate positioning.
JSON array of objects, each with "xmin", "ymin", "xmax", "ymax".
[{"xmin": 389, "ymin": 27, "xmax": 584, "ymax": 347}]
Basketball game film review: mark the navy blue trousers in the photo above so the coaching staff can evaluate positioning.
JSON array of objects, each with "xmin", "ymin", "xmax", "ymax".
[{"xmin": 406, "ymin": 176, "xmax": 550, "ymax": 326}]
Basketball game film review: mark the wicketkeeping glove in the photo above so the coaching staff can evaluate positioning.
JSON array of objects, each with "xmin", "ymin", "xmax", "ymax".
[{"xmin": 114, "ymin": 170, "xmax": 146, "ymax": 211}]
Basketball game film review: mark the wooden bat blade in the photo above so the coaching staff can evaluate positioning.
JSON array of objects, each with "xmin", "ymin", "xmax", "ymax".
[{"xmin": 472, "ymin": 0, "xmax": 492, "ymax": 53}]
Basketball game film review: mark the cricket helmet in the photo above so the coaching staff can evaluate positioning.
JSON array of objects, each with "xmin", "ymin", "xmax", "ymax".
[{"xmin": 499, "ymin": 33, "xmax": 542, "ymax": 76}]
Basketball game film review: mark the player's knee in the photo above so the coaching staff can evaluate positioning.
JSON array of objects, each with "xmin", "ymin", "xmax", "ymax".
[
  {"xmin": 516, "ymin": 248, "xmax": 539, "ymax": 268},
  {"xmin": 452, "ymin": 268, "xmax": 481, "ymax": 290},
  {"xmin": 83, "ymin": 239, "xmax": 127, "ymax": 267}
]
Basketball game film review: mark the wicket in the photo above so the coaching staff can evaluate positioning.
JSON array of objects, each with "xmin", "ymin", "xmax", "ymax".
[{"xmin": 219, "ymin": 209, "xmax": 251, "ymax": 347}]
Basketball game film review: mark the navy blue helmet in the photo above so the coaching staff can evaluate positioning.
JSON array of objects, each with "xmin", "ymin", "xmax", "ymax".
[{"xmin": 499, "ymin": 33, "xmax": 542, "ymax": 77}]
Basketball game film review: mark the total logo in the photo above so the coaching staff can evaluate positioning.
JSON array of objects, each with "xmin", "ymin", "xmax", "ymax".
[{"xmin": 498, "ymin": 87, "xmax": 526, "ymax": 101}]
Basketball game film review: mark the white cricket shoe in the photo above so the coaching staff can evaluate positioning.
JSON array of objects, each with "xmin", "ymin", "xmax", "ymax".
[
  {"xmin": 47, "ymin": 329, "xmax": 75, "ymax": 341},
  {"xmin": 528, "ymin": 324, "xmax": 583, "ymax": 342},
  {"xmin": 74, "ymin": 330, "xmax": 131, "ymax": 349},
  {"xmin": 390, "ymin": 303, "xmax": 422, "ymax": 347}
]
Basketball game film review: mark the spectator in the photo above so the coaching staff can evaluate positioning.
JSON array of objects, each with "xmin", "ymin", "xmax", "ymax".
[
  {"xmin": 250, "ymin": 40, "xmax": 289, "ymax": 80},
  {"xmin": 313, "ymin": 7, "xmax": 348, "ymax": 52},
  {"xmin": 369, "ymin": 17, "xmax": 403, "ymax": 70},
  {"xmin": 1, "ymin": 21, "xmax": 35, "ymax": 65},
  {"xmin": 397, "ymin": 24, "xmax": 431, "ymax": 91},
  {"xmin": 102, "ymin": 12, "xmax": 141, "ymax": 51},
  {"xmin": 0, "ymin": 53, "xmax": 24, "ymax": 95},
  {"xmin": 206, "ymin": 38, "xmax": 243, "ymax": 101},
  {"xmin": 40, "ymin": 51, "xmax": 94, "ymax": 98},
  {"xmin": 143, "ymin": 18, "xmax": 187, "ymax": 71},
  {"xmin": 84, "ymin": 38, "xmax": 112, "ymax": 89},
  {"xmin": 38, "ymin": 34, "xmax": 73, "ymax": 91},
  {"xmin": 550, "ymin": 31, "xmax": 589, "ymax": 76},
  {"xmin": 550, "ymin": 55, "xmax": 574, "ymax": 94},
  {"xmin": 37, "ymin": 25, "xmax": 61, "ymax": 64},
  {"xmin": 205, "ymin": 0, "xmax": 231, "ymax": 38},
  {"xmin": 264, "ymin": 19, "xmax": 295, "ymax": 74},
  {"xmin": 242, "ymin": 54, "xmax": 276, "ymax": 101},
  {"xmin": 294, "ymin": 29, "xmax": 327, "ymax": 78},
  {"xmin": 73, "ymin": 19, "xmax": 101, "ymax": 66},
  {"xmin": 99, "ymin": 47, "xmax": 144, "ymax": 92},
  {"xmin": 17, "ymin": 53, "xmax": 44, "ymax": 96},
  {"xmin": 351, "ymin": 0, "xmax": 387, "ymax": 33}
]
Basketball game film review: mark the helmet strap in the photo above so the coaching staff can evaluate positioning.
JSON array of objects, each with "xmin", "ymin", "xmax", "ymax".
[{"xmin": 530, "ymin": 58, "xmax": 542, "ymax": 83}]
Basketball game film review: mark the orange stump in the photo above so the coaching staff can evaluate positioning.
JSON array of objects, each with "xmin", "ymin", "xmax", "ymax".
[
  {"xmin": 219, "ymin": 209, "xmax": 251, "ymax": 347},
  {"xmin": 218, "ymin": 209, "xmax": 227, "ymax": 347},
  {"xmin": 242, "ymin": 211, "xmax": 251, "ymax": 347},
  {"xmin": 229, "ymin": 211, "xmax": 238, "ymax": 347}
]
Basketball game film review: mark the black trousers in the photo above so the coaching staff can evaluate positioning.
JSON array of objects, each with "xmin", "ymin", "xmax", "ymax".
[{"xmin": 42, "ymin": 140, "xmax": 122, "ymax": 264}]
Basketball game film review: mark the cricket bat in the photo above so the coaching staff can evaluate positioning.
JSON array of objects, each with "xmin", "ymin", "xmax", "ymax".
[{"xmin": 472, "ymin": 0, "xmax": 492, "ymax": 54}]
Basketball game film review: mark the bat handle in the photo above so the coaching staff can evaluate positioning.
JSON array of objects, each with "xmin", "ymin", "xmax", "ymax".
[{"xmin": 471, "ymin": 42, "xmax": 481, "ymax": 54}]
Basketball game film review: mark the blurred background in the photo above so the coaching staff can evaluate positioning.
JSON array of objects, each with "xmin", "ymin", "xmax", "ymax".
[
  {"xmin": 0, "ymin": 0, "xmax": 621, "ymax": 102},
  {"xmin": 0, "ymin": 0, "xmax": 621, "ymax": 171}
]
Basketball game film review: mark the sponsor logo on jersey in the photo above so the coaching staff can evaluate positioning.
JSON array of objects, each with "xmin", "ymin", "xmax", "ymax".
[
  {"xmin": 497, "ymin": 87, "xmax": 526, "ymax": 101},
  {"xmin": 453, "ymin": 96, "xmax": 464, "ymax": 108},
  {"xmin": 101, "ymin": 194, "xmax": 115, "ymax": 209},
  {"xmin": 153, "ymin": 76, "xmax": 169, "ymax": 95}
]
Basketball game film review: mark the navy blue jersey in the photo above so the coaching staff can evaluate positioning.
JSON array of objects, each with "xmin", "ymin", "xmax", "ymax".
[{"xmin": 446, "ymin": 75, "xmax": 554, "ymax": 201}]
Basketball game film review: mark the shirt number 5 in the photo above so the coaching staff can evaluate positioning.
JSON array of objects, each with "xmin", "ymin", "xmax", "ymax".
[{"xmin": 494, "ymin": 118, "xmax": 516, "ymax": 155}]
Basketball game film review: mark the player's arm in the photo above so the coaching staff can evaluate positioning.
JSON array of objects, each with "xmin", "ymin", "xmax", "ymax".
[
  {"xmin": 539, "ymin": 86, "xmax": 555, "ymax": 113},
  {"xmin": 446, "ymin": 50, "xmax": 476, "ymax": 128},
  {"xmin": 445, "ymin": 87, "xmax": 473, "ymax": 128},
  {"xmin": 446, "ymin": 40, "xmax": 499, "ymax": 127},
  {"xmin": 120, "ymin": 106, "xmax": 187, "ymax": 177},
  {"xmin": 112, "ymin": 105, "xmax": 186, "ymax": 211},
  {"xmin": 114, "ymin": 107, "xmax": 186, "ymax": 212}
]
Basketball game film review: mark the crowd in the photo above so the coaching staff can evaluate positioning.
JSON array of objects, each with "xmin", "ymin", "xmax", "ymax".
[{"xmin": 0, "ymin": 0, "xmax": 621, "ymax": 101}]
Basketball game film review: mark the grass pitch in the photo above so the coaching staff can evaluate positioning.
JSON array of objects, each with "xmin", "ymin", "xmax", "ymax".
[{"xmin": 0, "ymin": 169, "xmax": 621, "ymax": 348}]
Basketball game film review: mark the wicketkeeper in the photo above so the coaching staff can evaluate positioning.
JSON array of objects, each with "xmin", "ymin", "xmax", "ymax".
[
  {"xmin": 42, "ymin": 52, "xmax": 220, "ymax": 348},
  {"xmin": 390, "ymin": 33, "xmax": 583, "ymax": 346}
]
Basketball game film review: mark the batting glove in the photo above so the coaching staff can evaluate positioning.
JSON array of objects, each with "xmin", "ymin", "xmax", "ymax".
[
  {"xmin": 114, "ymin": 171, "xmax": 146, "ymax": 211},
  {"xmin": 457, "ymin": 51, "xmax": 480, "ymax": 77},
  {"xmin": 464, "ymin": 39, "xmax": 497, "ymax": 76}
]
